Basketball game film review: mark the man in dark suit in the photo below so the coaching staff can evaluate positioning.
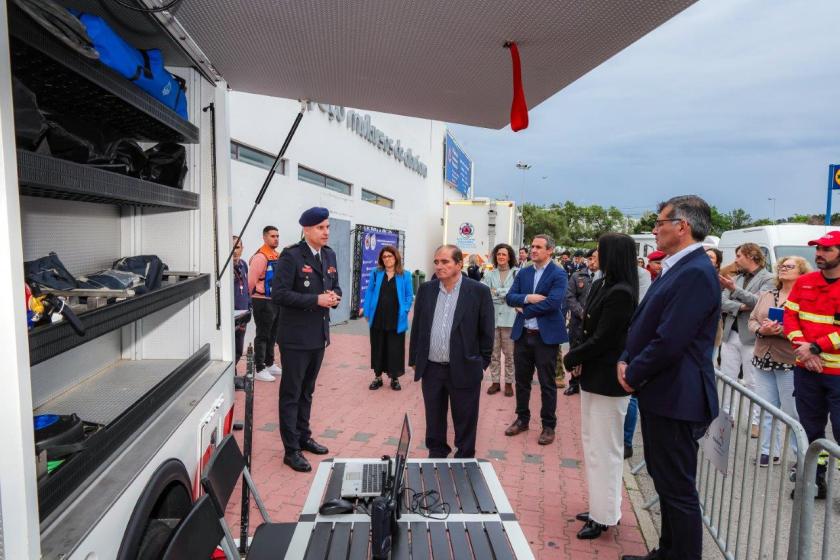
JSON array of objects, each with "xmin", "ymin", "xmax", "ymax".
[
  {"xmin": 409, "ymin": 244, "xmax": 494, "ymax": 458},
  {"xmin": 504, "ymin": 234, "xmax": 569, "ymax": 445},
  {"xmin": 272, "ymin": 207, "xmax": 341, "ymax": 472},
  {"xmin": 617, "ymin": 195, "xmax": 720, "ymax": 560}
]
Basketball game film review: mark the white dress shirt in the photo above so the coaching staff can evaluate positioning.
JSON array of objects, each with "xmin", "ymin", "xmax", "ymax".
[
  {"xmin": 524, "ymin": 261, "xmax": 549, "ymax": 330},
  {"xmin": 661, "ymin": 242, "xmax": 703, "ymax": 277}
]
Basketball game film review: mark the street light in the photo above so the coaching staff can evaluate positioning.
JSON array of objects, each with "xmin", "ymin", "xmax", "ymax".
[
  {"xmin": 768, "ymin": 197, "xmax": 776, "ymax": 222},
  {"xmin": 516, "ymin": 161, "xmax": 531, "ymax": 204}
]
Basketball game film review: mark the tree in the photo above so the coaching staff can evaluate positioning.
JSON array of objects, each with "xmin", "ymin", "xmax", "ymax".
[{"xmin": 633, "ymin": 211, "xmax": 657, "ymax": 234}]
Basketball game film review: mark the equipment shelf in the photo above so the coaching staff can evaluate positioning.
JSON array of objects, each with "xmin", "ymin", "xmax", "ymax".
[
  {"xmin": 17, "ymin": 150, "xmax": 199, "ymax": 209},
  {"xmin": 28, "ymin": 273, "xmax": 211, "ymax": 366},
  {"xmin": 35, "ymin": 344, "xmax": 213, "ymax": 521},
  {"xmin": 8, "ymin": 5, "xmax": 199, "ymax": 144}
]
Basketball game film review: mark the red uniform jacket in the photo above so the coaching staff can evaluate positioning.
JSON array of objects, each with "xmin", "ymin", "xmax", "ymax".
[{"xmin": 784, "ymin": 271, "xmax": 840, "ymax": 375}]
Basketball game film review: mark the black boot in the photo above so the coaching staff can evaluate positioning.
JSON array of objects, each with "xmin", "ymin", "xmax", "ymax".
[
  {"xmin": 369, "ymin": 376, "xmax": 383, "ymax": 390},
  {"xmin": 390, "ymin": 377, "xmax": 401, "ymax": 390}
]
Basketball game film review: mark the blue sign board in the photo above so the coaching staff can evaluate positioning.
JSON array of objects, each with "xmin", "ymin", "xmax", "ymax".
[
  {"xmin": 444, "ymin": 133, "xmax": 472, "ymax": 197},
  {"xmin": 358, "ymin": 228, "xmax": 401, "ymax": 309}
]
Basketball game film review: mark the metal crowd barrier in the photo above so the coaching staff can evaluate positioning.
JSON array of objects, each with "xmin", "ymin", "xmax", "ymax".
[
  {"xmin": 795, "ymin": 438, "xmax": 840, "ymax": 560},
  {"xmin": 696, "ymin": 371, "xmax": 809, "ymax": 560}
]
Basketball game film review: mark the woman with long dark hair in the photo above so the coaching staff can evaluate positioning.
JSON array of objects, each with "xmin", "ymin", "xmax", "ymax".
[
  {"xmin": 563, "ymin": 233, "xmax": 638, "ymax": 540},
  {"xmin": 481, "ymin": 243, "xmax": 519, "ymax": 396},
  {"xmin": 361, "ymin": 246, "xmax": 414, "ymax": 390}
]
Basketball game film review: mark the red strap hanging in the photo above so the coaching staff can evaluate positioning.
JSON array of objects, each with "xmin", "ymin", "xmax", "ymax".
[{"xmin": 505, "ymin": 42, "xmax": 529, "ymax": 131}]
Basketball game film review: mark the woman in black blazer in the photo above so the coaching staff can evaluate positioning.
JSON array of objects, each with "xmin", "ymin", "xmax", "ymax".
[{"xmin": 563, "ymin": 233, "xmax": 638, "ymax": 540}]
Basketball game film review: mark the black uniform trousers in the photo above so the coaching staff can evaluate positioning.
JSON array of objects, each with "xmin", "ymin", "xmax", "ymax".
[
  {"xmin": 252, "ymin": 298, "xmax": 281, "ymax": 372},
  {"xmin": 279, "ymin": 346, "xmax": 325, "ymax": 453},
  {"xmin": 794, "ymin": 367, "xmax": 840, "ymax": 475},
  {"xmin": 641, "ymin": 410, "xmax": 708, "ymax": 560},
  {"xmin": 421, "ymin": 361, "xmax": 480, "ymax": 458},
  {"xmin": 513, "ymin": 331, "xmax": 559, "ymax": 429}
]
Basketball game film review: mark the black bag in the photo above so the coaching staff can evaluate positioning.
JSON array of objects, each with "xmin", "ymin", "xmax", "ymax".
[
  {"xmin": 144, "ymin": 142, "xmax": 187, "ymax": 189},
  {"xmin": 94, "ymin": 138, "xmax": 147, "ymax": 177},
  {"xmin": 12, "ymin": 78, "xmax": 48, "ymax": 150},
  {"xmin": 24, "ymin": 252, "xmax": 79, "ymax": 290},
  {"xmin": 112, "ymin": 255, "xmax": 168, "ymax": 292}
]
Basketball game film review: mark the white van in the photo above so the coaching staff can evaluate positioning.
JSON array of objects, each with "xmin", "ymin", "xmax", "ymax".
[
  {"xmin": 718, "ymin": 224, "xmax": 833, "ymax": 271},
  {"xmin": 632, "ymin": 233, "xmax": 719, "ymax": 261}
]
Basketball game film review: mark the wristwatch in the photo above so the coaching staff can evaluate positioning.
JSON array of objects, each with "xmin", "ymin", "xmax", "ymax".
[
  {"xmin": 810, "ymin": 343, "xmax": 822, "ymax": 356},
  {"xmin": 755, "ymin": 329, "xmax": 764, "ymax": 339}
]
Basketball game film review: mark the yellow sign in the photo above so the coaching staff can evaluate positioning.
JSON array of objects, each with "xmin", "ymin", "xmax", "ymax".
[{"xmin": 835, "ymin": 167, "xmax": 840, "ymax": 188}]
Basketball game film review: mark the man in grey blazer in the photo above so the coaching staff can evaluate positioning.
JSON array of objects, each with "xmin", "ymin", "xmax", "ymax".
[{"xmin": 719, "ymin": 243, "xmax": 774, "ymax": 425}]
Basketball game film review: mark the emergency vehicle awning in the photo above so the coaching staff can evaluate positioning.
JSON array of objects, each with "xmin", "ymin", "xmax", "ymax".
[{"xmin": 169, "ymin": 0, "xmax": 698, "ymax": 129}]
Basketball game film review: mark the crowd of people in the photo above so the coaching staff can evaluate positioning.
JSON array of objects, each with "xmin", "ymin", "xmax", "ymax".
[{"xmin": 231, "ymin": 198, "xmax": 840, "ymax": 560}]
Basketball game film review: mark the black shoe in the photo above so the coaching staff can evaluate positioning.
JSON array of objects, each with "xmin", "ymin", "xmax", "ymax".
[
  {"xmin": 817, "ymin": 472, "xmax": 828, "ymax": 499},
  {"xmin": 624, "ymin": 444, "xmax": 633, "ymax": 459},
  {"xmin": 576, "ymin": 519, "xmax": 608, "ymax": 540},
  {"xmin": 390, "ymin": 378, "xmax": 401, "ymax": 390},
  {"xmin": 369, "ymin": 376, "xmax": 383, "ymax": 390},
  {"xmin": 300, "ymin": 438, "xmax": 329, "ymax": 455},
  {"xmin": 564, "ymin": 384, "xmax": 580, "ymax": 396},
  {"xmin": 283, "ymin": 451, "xmax": 312, "ymax": 472},
  {"xmin": 575, "ymin": 511, "xmax": 590, "ymax": 522},
  {"xmin": 791, "ymin": 472, "xmax": 828, "ymax": 500}
]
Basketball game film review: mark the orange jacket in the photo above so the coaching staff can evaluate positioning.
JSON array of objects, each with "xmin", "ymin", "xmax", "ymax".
[{"xmin": 784, "ymin": 271, "xmax": 840, "ymax": 375}]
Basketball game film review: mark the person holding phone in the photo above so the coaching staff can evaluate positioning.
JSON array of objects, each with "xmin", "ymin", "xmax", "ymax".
[{"xmin": 747, "ymin": 256, "xmax": 810, "ymax": 467}]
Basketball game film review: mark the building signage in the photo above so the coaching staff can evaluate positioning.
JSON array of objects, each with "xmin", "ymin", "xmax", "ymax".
[
  {"xmin": 358, "ymin": 227, "xmax": 401, "ymax": 309},
  {"xmin": 444, "ymin": 132, "xmax": 472, "ymax": 197},
  {"xmin": 310, "ymin": 103, "xmax": 428, "ymax": 177}
]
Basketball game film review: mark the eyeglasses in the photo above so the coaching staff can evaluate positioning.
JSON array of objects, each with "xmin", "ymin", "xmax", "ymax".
[
  {"xmin": 778, "ymin": 264, "xmax": 797, "ymax": 271},
  {"xmin": 654, "ymin": 218, "xmax": 683, "ymax": 227}
]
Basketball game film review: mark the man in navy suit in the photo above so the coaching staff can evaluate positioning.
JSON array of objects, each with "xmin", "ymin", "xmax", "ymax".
[
  {"xmin": 617, "ymin": 196, "xmax": 720, "ymax": 560},
  {"xmin": 504, "ymin": 234, "xmax": 569, "ymax": 445},
  {"xmin": 409, "ymin": 245, "xmax": 495, "ymax": 458}
]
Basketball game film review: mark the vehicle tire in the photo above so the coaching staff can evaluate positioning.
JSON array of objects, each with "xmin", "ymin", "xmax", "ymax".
[{"xmin": 136, "ymin": 519, "xmax": 173, "ymax": 560}]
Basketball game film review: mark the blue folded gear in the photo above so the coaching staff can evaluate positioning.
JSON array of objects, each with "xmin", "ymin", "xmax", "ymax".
[{"xmin": 69, "ymin": 10, "xmax": 188, "ymax": 119}]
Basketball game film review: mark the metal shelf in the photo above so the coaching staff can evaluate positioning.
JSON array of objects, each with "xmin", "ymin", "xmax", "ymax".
[
  {"xmin": 17, "ymin": 150, "xmax": 199, "ymax": 209},
  {"xmin": 9, "ymin": 5, "xmax": 199, "ymax": 144},
  {"xmin": 28, "ymin": 273, "xmax": 211, "ymax": 366},
  {"xmin": 36, "ymin": 345, "xmax": 212, "ymax": 521}
]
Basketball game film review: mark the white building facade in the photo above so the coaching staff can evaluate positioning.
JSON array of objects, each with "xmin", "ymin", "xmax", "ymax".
[{"xmin": 228, "ymin": 92, "xmax": 467, "ymax": 321}]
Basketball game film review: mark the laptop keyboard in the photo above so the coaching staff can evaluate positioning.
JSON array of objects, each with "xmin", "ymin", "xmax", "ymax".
[{"xmin": 361, "ymin": 463, "xmax": 387, "ymax": 494}]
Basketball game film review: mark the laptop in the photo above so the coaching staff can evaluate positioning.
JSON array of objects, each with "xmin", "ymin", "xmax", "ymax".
[{"xmin": 341, "ymin": 413, "xmax": 412, "ymax": 498}]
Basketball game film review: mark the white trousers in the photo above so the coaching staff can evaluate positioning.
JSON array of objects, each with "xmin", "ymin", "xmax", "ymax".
[
  {"xmin": 580, "ymin": 390, "xmax": 630, "ymax": 526},
  {"xmin": 720, "ymin": 330, "xmax": 759, "ymax": 424}
]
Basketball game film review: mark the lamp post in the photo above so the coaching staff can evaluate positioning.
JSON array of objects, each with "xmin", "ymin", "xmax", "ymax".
[
  {"xmin": 515, "ymin": 161, "xmax": 531, "ymax": 204},
  {"xmin": 768, "ymin": 197, "xmax": 776, "ymax": 222}
]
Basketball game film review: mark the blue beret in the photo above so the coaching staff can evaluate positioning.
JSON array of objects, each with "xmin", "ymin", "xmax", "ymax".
[{"xmin": 299, "ymin": 207, "xmax": 329, "ymax": 226}]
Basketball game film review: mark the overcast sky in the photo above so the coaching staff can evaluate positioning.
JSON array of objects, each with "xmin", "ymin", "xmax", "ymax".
[{"xmin": 447, "ymin": 0, "xmax": 840, "ymax": 220}]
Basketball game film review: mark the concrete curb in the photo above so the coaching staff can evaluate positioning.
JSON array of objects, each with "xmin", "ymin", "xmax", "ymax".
[{"xmin": 624, "ymin": 461, "xmax": 659, "ymax": 552}]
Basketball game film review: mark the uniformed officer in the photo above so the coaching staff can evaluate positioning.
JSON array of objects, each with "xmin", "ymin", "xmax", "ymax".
[{"xmin": 272, "ymin": 207, "xmax": 342, "ymax": 472}]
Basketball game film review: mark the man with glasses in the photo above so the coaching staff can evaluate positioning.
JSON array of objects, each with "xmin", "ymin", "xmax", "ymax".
[
  {"xmin": 618, "ymin": 196, "xmax": 720, "ymax": 560},
  {"xmin": 504, "ymin": 234, "xmax": 569, "ymax": 445}
]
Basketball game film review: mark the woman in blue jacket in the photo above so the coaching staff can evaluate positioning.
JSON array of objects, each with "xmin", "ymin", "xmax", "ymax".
[{"xmin": 361, "ymin": 246, "xmax": 414, "ymax": 390}]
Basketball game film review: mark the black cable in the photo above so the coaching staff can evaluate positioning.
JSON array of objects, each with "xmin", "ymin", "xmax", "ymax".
[
  {"xmin": 110, "ymin": 0, "xmax": 185, "ymax": 13},
  {"xmin": 403, "ymin": 487, "xmax": 450, "ymax": 521}
]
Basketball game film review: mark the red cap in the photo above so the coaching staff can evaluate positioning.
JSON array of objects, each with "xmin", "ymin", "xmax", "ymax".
[
  {"xmin": 808, "ymin": 231, "xmax": 840, "ymax": 247},
  {"xmin": 647, "ymin": 250, "xmax": 666, "ymax": 262}
]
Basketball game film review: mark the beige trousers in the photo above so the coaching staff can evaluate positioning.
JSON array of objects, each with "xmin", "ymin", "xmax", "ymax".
[{"xmin": 489, "ymin": 327, "xmax": 514, "ymax": 384}]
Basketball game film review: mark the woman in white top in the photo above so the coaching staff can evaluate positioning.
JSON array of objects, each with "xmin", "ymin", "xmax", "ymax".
[{"xmin": 482, "ymin": 243, "xmax": 519, "ymax": 396}]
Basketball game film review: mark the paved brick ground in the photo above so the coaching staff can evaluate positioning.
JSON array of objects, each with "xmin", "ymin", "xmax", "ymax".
[{"xmin": 225, "ymin": 324, "xmax": 649, "ymax": 559}]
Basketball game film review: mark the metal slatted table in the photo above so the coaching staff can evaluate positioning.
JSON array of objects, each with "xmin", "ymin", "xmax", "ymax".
[{"xmin": 280, "ymin": 458, "xmax": 534, "ymax": 559}]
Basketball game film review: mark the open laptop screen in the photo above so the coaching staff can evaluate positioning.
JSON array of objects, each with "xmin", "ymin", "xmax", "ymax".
[{"xmin": 391, "ymin": 414, "xmax": 411, "ymax": 502}]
